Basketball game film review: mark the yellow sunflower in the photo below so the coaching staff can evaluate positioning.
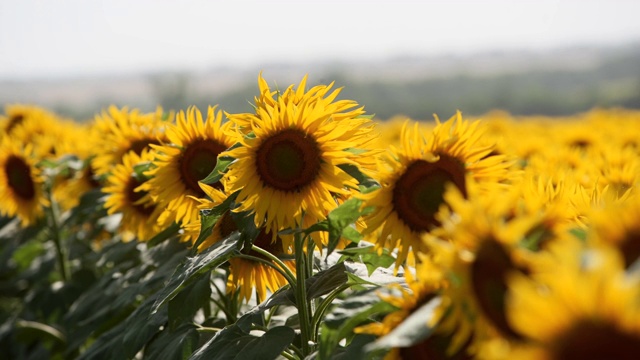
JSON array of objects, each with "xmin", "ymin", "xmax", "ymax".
[
  {"xmin": 360, "ymin": 113, "xmax": 513, "ymax": 266},
  {"xmin": 355, "ymin": 256, "xmax": 463, "ymax": 359},
  {"xmin": 185, "ymin": 182, "xmax": 295, "ymax": 303},
  {"xmin": 587, "ymin": 192, "xmax": 640, "ymax": 268},
  {"xmin": 102, "ymin": 150, "xmax": 164, "ymax": 242},
  {"xmin": 222, "ymin": 73, "xmax": 378, "ymax": 250},
  {"xmin": 0, "ymin": 138, "xmax": 49, "ymax": 226},
  {"xmin": 139, "ymin": 105, "xmax": 236, "ymax": 238},
  {"xmin": 500, "ymin": 243, "xmax": 640, "ymax": 360},
  {"xmin": 90, "ymin": 105, "xmax": 169, "ymax": 176}
]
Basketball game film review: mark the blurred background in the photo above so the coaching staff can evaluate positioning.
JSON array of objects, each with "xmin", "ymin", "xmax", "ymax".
[{"xmin": 1, "ymin": 0, "xmax": 640, "ymax": 121}]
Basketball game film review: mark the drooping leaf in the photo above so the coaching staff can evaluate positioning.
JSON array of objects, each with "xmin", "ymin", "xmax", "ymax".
[
  {"xmin": 144, "ymin": 323, "xmax": 200, "ymax": 360},
  {"xmin": 189, "ymin": 325, "xmax": 294, "ymax": 360},
  {"xmin": 122, "ymin": 294, "xmax": 169, "ymax": 359},
  {"xmin": 168, "ymin": 273, "xmax": 212, "ymax": 331},
  {"xmin": 192, "ymin": 191, "xmax": 239, "ymax": 250},
  {"xmin": 151, "ymin": 232, "xmax": 242, "ymax": 314}
]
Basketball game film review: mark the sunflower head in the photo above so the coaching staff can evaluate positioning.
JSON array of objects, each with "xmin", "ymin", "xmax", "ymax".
[
  {"xmin": 139, "ymin": 105, "xmax": 236, "ymax": 234},
  {"xmin": 222, "ymin": 73, "xmax": 378, "ymax": 250},
  {"xmin": 360, "ymin": 113, "xmax": 512, "ymax": 267},
  {"xmin": 90, "ymin": 105, "xmax": 169, "ymax": 176},
  {"xmin": 102, "ymin": 149, "xmax": 164, "ymax": 242},
  {"xmin": 0, "ymin": 138, "xmax": 49, "ymax": 227}
]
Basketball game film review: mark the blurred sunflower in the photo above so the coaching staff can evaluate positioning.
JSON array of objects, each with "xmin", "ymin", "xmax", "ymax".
[
  {"xmin": 223, "ymin": 73, "xmax": 378, "ymax": 250},
  {"xmin": 185, "ymin": 182, "xmax": 295, "ymax": 303},
  {"xmin": 102, "ymin": 150, "xmax": 164, "ymax": 242},
  {"xmin": 0, "ymin": 138, "xmax": 48, "ymax": 226},
  {"xmin": 499, "ymin": 243, "xmax": 640, "ymax": 360},
  {"xmin": 90, "ymin": 105, "xmax": 169, "ymax": 176},
  {"xmin": 588, "ymin": 193, "xmax": 640, "ymax": 268},
  {"xmin": 140, "ymin": 105, "xmax": 235, "ymax": 237},
  {"xmin": 355, "ymin": 256, "xmax": 469, "ymax": 359},
  {"xmin": 360, "ymin": 113, "xmax": 512, "ymax": 266}
]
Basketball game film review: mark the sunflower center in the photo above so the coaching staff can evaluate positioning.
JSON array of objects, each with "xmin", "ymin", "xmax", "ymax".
[
  {"xmin": 5, "ymin": 155, "xmax": 36, "ymax": 201},
  {"xmin": 470, "ymin": 239, "xmax": 521, "ymax": 339},
  {"xmin": 129, "ymin": 138, "xmax": 161, "ymax": 155},
  {"xmin": 620, "ymin": 228, "xmax": 640, "ymax": 268},
  {"xmin": 392, "ymin": 155, "xmax": 466, "ymax": 233},
  {"xmin": 256, "ymin": 129, "xmax": 321, "ymax": 192},
  {"xmin": 551, "ymin": 320, "xmax": 640, "ymax": 360},
  {"xmin": 126, "ymin": 177, "xmax": 155, "ymax": 216},
  {"xmin": 180, "ymin": 139, "xmax": 228, "ymax": 196}
]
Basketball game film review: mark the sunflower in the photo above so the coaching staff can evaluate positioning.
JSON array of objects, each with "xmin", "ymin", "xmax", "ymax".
[
  {"xmin": 102, "ymin": 150, "xmax": 164, "ymax": 242},
  {"xmin": 422, "ymin": 179, "xmax": 559, "ymax": 356},
  {"xmin": 90, "ymin": 105, "xmax": 169, "ymax": 176},
  {"xmin": 355, "ymin": 256, "xmax": 463, "ymax": 359},
  {"xmin": 139, "ymin": 105, "xmax": 236, "ymax": 238},
  {"xmin": 499, "ymin": 243, "xmax": 640, "ymax": 360},
  {"xmin": 360, "ymin": 113, "xmax": 512, "ymax": 266},
  {"xmin": 0, "ymin": 138, "xmax": 49, "ymax": 227},
  {"xmin": 587, "ymin": 192, "xmax": 640, "ymax": 268},
  {"xmin": 185, "ymin": 182, "xmax": 295, "ymax": 303},
  {"xmin": 222, "ymin": 73, "xmax": 378, "ymax": 250}
]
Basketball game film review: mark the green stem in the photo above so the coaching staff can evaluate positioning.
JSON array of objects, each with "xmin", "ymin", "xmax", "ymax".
[
  {"xmin": 311, "ymin": 283, "xmax": 351, "ymax": 339},
  {"xmin": 46, "ymin": 189, "xmax": 68, "ymax": 282},
  {"xmin": 295, "ymin": 234, "xmax": 313, "ymax": 355},
  {"xmin": 280, "ymin": 350, "xmax": 298, "ymax": 360}
]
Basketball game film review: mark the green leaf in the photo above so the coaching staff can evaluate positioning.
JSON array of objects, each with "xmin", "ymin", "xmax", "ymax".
[
  {"xmin": 365, "ymin": 296, "xmax": 442, "ymax": 353},
  {"xmin": 318, "ymin": 288, "xmax": 397, "ymax": 360},
  {"xmin": 192, "ymin": 191, "xmax": 239, "ymax": 250},
  {"xmin": 151, "ymin": 232, "xmax": 242, "ymax": 314},
  {"xmin": 133, "ymin": 161, "xmax": 154, "ymax": 181},
  {"xmin": 306, "ymin": 197, "xmax": 367, "ymax": 257},
  {"xmin": 306, "ymin": 262, "xmax": 348, "ymax": 300},
  {"xmin": 144, "ymin": 323, "xmax": 200, "ymax": 360},
  {"xmin": 200, "ymin": 142, "xmax": 241, "ymax": 185},
  {"xmin": 338, "ymin": 163, "xmax": 379, "ymax": 193},
  {"xmin": 147, "ymin": 222, "xmax": 181, "ymax": 247},
  {"xmin": 569, "ymin": 227, "xmax": 588, "ymax": 242},
  {"xmin": 168, "ymin": 273, "xmax": 212, "ymax": 330},
  {"xmin": 189, "ymin": 325, "xmax": 294, "ymax": 360},
  {"xmin": 122, "ymin": 295, "xmax": 169, "ymax": 359},
  {"xmin": 339, "ymin": 246, "xmax": 396, "ymax": 276}
]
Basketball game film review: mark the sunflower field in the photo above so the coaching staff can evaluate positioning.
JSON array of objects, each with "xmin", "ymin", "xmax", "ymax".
[{"xmin": 1, "ymin": 73, "xmax": 640, "ymax": 360}]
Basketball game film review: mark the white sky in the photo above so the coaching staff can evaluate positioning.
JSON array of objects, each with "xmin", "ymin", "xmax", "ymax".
[{"xmin": 1, "ymin": 0, "xmax": 640, "ymax": 80}]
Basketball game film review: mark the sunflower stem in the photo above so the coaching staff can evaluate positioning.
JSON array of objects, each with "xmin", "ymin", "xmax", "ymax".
[
  {"xmin": 294, "ymin": 233, "xmax": 313, "ymax": 356},
  {"xmin": 45, "ymin": 188, "xmax": 68, "ymax": 282},
  {"xmin": 311, "ymin": 283, "xmax": 351, "ymax": 339},
  {"xmin": 280, "ymin": 350, "xmax": 297, "ymax": 360}
]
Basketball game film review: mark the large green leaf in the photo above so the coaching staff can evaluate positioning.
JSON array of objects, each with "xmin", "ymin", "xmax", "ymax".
[
  {"xmin": 189, "ymin": 325, "xmax": 294, "ymax": 360},
  {"xmin": 151, "ymin": 232, "xmax": 242, "ymax": 314},
  {"xmin": 144, "ymin": 323, "xmax": 199, "ymax": 360},
  {"xmin": 122, "ymin": 294, "xmax": 169, "ymax": 359},
  {"xmin": 168, "ymin": 273, "xmax": 212, "ymax": 330}
]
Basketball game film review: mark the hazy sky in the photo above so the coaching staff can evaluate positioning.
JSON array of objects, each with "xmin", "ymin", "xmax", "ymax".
[{"xmin": 1, "ymin": 0, "xmax": 640, "ymax": 80}]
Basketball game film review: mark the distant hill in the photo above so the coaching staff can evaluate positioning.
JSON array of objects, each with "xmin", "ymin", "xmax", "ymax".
[{"xmin": 1, "ymin": 42, "xmax": 639, "ymax": 121}]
